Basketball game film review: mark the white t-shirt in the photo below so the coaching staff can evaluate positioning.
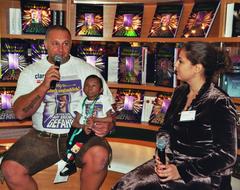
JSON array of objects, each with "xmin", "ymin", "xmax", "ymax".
[
  {"xmin": 13, "ymin": 55, "xmax": 114, "ymax": 134},
  {"xmin": 76, "ymin": 95, "xmax": 113, "ymax": 124}
]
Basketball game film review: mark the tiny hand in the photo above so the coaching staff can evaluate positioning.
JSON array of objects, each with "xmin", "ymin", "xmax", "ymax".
[
  {"xmin": 91, "ymin": 122, "xmax": 110, "ymax": 137},
  {"xmin": 83, "ymin": 124, "xmax": 92, "ymax": 135}
]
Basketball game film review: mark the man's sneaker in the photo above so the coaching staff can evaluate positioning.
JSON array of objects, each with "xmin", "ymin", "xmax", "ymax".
[{"xmin": 59, "ymin": 162, "xmax": 77, "ymax": 176}]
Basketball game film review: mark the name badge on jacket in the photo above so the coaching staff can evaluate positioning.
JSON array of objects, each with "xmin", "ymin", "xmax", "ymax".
[{"xmin": 180, "ymin": 110, "xmax": 196, "ymax": 121}]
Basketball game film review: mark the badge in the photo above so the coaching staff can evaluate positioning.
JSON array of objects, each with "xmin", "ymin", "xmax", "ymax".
[{"xmin": 180, "ymin": 110, "xmax": 196, "ymax": 121}]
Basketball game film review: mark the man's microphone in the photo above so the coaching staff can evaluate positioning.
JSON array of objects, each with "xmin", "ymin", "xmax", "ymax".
[{"xmin": 50, "ymin": 55, "xmax": 62, "ymax": 89}]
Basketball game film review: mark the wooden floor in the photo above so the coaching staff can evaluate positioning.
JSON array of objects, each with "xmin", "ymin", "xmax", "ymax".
[{"xmin": 0, "ymin": 165, "xmax": 124, "ymax": 190}]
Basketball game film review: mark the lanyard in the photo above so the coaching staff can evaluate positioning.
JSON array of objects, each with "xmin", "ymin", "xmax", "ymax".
[{"xmin": 81, "ymin": 95, "xmax": 99, "ymax": 124}]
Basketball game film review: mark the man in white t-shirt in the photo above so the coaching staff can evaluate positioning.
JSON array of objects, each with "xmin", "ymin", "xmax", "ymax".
[{"xmin": 0, "ymin": 25, "xmax": 114, "ymax": 190}]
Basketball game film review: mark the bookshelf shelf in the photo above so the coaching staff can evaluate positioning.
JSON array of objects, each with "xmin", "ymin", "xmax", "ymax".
[
  {"xmin": 108, "ymin": 82, "xmax": 174, "ymax": 92},
  {"xmin": 2, "ymin": 35, "xmax": 240, "ymax": 43},
  {"xmin": 0, "ymin": 82, "xmax": 18, "ymax": 87},
  {"xmin": 72, "ymin": 37, "xmax": 240, "ymax": 43},
  {"xmin": 116, "ymin": 121, "xmax": 159, "ymax": 131},
  {"xmin": 0, "ymin": 121, "xmax": 32, "ymax": 128},
  {"xmin": 0, "ymin": 120, "xmax": 158, "ymax": 131}
]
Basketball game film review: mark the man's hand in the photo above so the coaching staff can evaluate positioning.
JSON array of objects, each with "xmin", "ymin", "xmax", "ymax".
[{"xmin": 42, "ymin": 65, "xmax": 60, "ymax": 89}]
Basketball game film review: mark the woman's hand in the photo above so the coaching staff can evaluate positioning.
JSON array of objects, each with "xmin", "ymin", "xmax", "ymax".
[{"xmin": 154, "ymin": 156, "xmax": 181, "ymax": 182}]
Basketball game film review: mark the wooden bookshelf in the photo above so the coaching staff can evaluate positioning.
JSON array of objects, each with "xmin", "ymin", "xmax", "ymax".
[{"xmin": 0, "ymin": 0, "xmax": 239, "ymax": 145}]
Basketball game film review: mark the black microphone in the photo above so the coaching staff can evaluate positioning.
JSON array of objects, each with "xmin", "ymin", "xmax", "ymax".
[
  {"xmin": 50, "ymin": 55, "xmax": 62, "ymax": 89},
  {"xmin": 156, "ymin": 131, "xmax": 170, "ymax": 164}
]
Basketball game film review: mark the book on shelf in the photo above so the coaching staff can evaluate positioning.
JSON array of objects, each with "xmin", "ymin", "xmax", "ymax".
[
  {"xmin": 149, "ymin": 92, "xmax": 172, "ymax": 126},
  {"xmin": 148, "ymin": 3, "xmax": 183, "ymax": 38},
  {"xmin": 220, "ymin": 45, "xmax": 240, "ymax": 98},
  {"xmin": 154, "ymin": 43, "xmax": 175, "ymax": 88},
  {"xmin": 141, "ymin": 96, "xmax": 156, "ymax": 123},
  {"xmin": 0, "ymin": 38, "xmax": 30, "ymax": 82},
  {"xmin": 29, "ymin": 39, "xmax": 48, "ymax": 63},
  {"xmin": 182, "ymin": 0, "xmax": 220, "ymax": 38},
  {"xmin": 75, "ymin": 4, "xmax": 103, "ymax": 37},
  {"xmin": 71, "ymin": 44, "xmax": 108, "ymax": 80},
  {"xmin": 51, "ymin": 10, "xmax": 65, "ymax": 26},
  {"xmin": 114, "ymin": 88, "xmax": 143, "ymax": 123},
  {"xmin": 118, "ymin": 46, "xmax": 147, "ymax": 84},
  {"xmin": 220, "ymin": 73, "xmax": 240, "ymax": 98},
  {"xmin": 107, "ymin": 56, "xmax": 118, "ymax": 83},
  {"xmin": 112, "ymin": 4, "xmax": 144, "ymax": 37},
  {"xmin": 0, "ymin": 87, "xmax": 16, "ymax": 121},
  {"xmin": 232, "ymin": 3, "xmax": 240, "ymax": 37},
  {"xmin": 9, "ymin": 8, "xmax": 22, "ymax": 35},
  {"xmin": 225, "ymin": 3, "xmax": 240, "ymax": 37},
  {"xmin": 21, "ymin": 0, "xmax": 51, "ymax": 34}
]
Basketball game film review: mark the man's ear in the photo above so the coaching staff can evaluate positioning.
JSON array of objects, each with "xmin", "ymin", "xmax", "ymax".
[
  {"xmin": 100, "ymin": 88, "xmax": 103, "ymax": 94},
  {"xmin": 44, "ymin": 39, "xmax": 48, "ymax": 49}
]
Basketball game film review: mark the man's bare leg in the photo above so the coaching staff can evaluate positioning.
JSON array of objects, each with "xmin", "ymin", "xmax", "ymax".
[
  {"xmin": 80, "ymin": 146, "xmax": 109, "ymax": 190},
  {"xmin": 1, "ymin": 160, "xmax": 37, "ymax": 190}
]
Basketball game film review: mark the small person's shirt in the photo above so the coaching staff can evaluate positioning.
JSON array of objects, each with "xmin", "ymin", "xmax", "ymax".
[{"xmin": 75, "ymin": 95, "xmax": 113, "ymax": 124}]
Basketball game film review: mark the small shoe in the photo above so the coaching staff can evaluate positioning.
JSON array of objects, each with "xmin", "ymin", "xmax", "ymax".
[{"xmin": 60, "ymin": 162, "xmax": 77, "ymax": 176}]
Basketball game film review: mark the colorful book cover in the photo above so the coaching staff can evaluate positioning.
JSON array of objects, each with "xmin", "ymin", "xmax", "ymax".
[
  {"xmin": 21, "ymin": 0, "xmax": 51, "ymax": 34},
  {"xmin": 220, "ymin": 73, "xmax": 240, "ymax": 98},
  {"xmin": 154, "ymin": 43, "xmax": 175, "ymax": 87},
  {"xmin": 112, "ymin": 4, "xmax": 143, "ymax": 37},
  {"xmin": 232, "ymin": 3, "xmax": 240, "ymax": 37},
  {"xmin": 0, "ymin": 38, "xmax": 29, "ymax": 81},
  {"xmin": 115, "ymin": 88, "xmax": 143, "ymax": 123},
  {"xmin": 0, "ymin": 87, "xmax": 16, "ymax": 121},
  {"xmin": 118, "ymin": 46, "xmax": 146, "ymax": 84},
  {"xmin": 141, "ymin": 96, "xmax": 156, "ymax": 123},
  {"xmin": 148, "ymin": 3, "xmax": 183, "ymax": 38},
  {"xmin": 71, "ymin": 43, "xmax": 108, "ymax": 80},
  {"xmin": 182, "ymin": 0, "xmax": 220, "ymax": 38},
  {"xmin": 29, "ymin": 39, "xmax": 48, "ymax": 63},
  {"xmin": 75, "ymin": 4, "xmax": 103, "ymax": 37},
  {"xmin": 149, "ymin": 92, "xmax": 172, "ymax": 126}
]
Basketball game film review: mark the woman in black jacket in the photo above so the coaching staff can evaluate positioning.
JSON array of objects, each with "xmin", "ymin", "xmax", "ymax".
[{"xmin": 112, "ymin": 41, "xmax": 238, "ymax": 190}]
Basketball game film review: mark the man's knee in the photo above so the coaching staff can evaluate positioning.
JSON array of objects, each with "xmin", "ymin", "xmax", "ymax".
[{"xmin": 1, "ymin": 160, "xmax": 28, "ymax": 182}]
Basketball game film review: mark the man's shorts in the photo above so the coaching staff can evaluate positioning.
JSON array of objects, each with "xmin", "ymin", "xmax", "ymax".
[{"xmin": 1, "ymin": 129, "xmax": 112, "ymax": 176}]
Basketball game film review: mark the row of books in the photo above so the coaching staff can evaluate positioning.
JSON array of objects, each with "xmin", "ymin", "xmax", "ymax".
[
  {"xmin": 1, "ymin": 38, "xmax": 240, "ymax": 97},
  {"xmin": 0, "ymin": 86, "xmax": 171, "ymax": 126},
  {"xmin": 9, "ymin": 0, "xmax": 65, "ymax": 35},
  {"xmin": 75, "ymin": 0, "xmax": 221, "ymax": 38},
  {"xmin": 0, "ymin": 38, "xmax": 176, "ymax": 87},
  {"xmin": 9, "ymin": 0, "xmax": 223, "ymax": 37},
  {"xmin": 111, "ymin": 88, "xmax": 172, "ymax": 124}
]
